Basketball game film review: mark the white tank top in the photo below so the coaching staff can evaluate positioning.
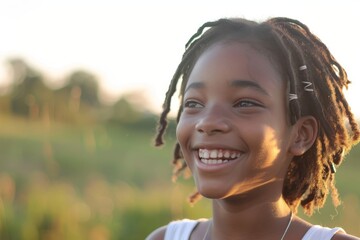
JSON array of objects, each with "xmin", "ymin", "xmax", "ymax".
[{"xmin": 164, "ymin": 219, "xmax": 345, "ymax": 240}]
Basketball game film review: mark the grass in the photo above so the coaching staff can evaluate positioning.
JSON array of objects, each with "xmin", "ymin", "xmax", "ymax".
[{"xmin": 0, "ymin": 116, "xmax": 359, "ymax": 239}]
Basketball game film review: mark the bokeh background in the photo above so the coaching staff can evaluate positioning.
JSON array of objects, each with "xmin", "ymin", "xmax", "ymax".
[{"xmin": 0, "ymin": 1, "xmax": 359, "ymax": 239}]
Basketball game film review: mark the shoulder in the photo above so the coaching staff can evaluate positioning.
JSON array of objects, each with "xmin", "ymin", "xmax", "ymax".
[
  {"xmin": 145, "ymin": 225, "xmax": 167, "ymax": 240},
  {"xmin": 332, "ymin": 232, "xmax": 360, "ymax": 240},
  {"xmin": 145, "ymin": 219, "xmax": 205, "ymax": 240},
  {"xmin": 294, "ymin": 217, "xmax": 359, "ymax": 240},
  {"xmin": 303, "ymin": 224, "xmax": 360, "ymax": 240}
]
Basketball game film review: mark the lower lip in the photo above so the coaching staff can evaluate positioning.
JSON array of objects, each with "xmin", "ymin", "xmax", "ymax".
[{"xmin": 194, "ymin": 153, "xmax": 239, "ymax": 172}]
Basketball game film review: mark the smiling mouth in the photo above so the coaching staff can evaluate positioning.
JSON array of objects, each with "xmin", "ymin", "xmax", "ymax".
[{"xmin": 198, "ymin": 148, "xmax": 241, "ymax": 165}]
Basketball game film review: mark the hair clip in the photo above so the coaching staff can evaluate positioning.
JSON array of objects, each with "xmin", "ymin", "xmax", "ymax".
[
  {"xmin": 330, "ymin": 162, "xmax": 337, "ymax": 174},
  {"xmin": 302, "ymin": 81, "xmax": 314, "ymax": 92},
  {"xmin": 299, "ymin": 65, "xmax": 307, "ymax": 71},
  {"xmin": 289, "ymin": 93, "xmax": 298, "ymax": 101}
]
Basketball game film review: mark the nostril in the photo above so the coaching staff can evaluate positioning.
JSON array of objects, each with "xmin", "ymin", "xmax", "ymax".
[{"xmin": 195, "ymin": 119, "xmax": 231, "ymax": 135}]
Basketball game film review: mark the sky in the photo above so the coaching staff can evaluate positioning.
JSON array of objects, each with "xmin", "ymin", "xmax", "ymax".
[{"xmin": 0, "ymin": 0, "xmax": 359, "ymax": 116}]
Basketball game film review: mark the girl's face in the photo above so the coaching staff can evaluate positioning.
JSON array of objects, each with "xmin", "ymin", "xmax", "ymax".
[{"xmin": 176, "ymin": 42, "xmax": 296, "ymax": 200}]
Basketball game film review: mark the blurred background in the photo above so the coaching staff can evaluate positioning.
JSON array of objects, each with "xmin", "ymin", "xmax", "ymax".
[{"xmin": 0, "ymin": 0, "xmax": 359, "ymax": 239}]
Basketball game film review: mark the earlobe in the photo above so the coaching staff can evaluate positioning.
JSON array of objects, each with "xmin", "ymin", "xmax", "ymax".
[{"xmin": 290, "ymin": 116, "xmax": 318, "ymax": 156}]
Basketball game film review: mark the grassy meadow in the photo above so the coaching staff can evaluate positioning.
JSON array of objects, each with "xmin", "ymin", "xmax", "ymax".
[{"xmin": 0, "ymin": 115, "xmax": 359, "ymax": 239}]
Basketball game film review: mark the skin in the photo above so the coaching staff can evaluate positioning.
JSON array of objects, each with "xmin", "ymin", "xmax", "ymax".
[{"xmin": 147, "ymin": 41, "xmax": 359, "ymax": 240}]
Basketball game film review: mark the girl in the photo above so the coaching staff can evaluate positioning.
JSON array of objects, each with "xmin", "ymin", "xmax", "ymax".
[{"xmin": 147, "ymin": 17, "xmax": 360, "ymax": 240}]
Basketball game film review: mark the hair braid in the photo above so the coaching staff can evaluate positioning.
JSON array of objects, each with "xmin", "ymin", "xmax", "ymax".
[
  {"xmin": 268, "ymin": 17, "xmax": 360, "ymax": 213},
  {"xmin": 155, "ymin": 66, "xmax": 182, "ymax": 146},
  {"xmin": 155, "ymin": 17, "xmax": 360, "ymax": 215}
]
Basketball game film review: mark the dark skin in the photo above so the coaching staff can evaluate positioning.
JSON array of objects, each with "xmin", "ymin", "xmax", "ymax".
[
  {"xmin": 147, "ymin": 220, "xmax": 359, "ymax": 240},
  {"xmin": 146, "ymin": 42, "xmax": 359, "ymax": 240}
]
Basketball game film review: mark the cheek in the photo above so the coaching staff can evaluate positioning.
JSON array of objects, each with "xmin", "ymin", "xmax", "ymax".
[
  {"xmin": 176, "ymin": 117, "xmax": 188, "ymax": 148},
  {"xmin": 175, "ymin": 118, "xmax": 195, "ymax": 169},
  {"xmin": 245, "ymin": 125, "xmax": 283, "ymax": 168}
]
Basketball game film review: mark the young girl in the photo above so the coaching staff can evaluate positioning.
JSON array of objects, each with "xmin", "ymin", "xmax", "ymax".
[{"xmin": 147, "ymin": 17, "xmax": 360, "ymax": 240}]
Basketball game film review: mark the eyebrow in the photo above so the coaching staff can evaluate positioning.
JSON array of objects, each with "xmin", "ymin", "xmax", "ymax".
[
  {"xmin": 230, "ymin": 79, "xmax": 269, "ymax": 96},
  {"xmin": 184, "ymin": 82, "xmax": 205, "ymax": 93},
  {"xmin": 184, "ymin": 79, "xmax": 269, "ymax": 96}
]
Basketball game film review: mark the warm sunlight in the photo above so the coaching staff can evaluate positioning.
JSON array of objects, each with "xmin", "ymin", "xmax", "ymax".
[
  {"xmin": 1, "ymin": 1, "xmax": 360, "ymax": 239},
  {"xmin": 0, "ymin": 0, "xmax": 359, "ymax": 117}
]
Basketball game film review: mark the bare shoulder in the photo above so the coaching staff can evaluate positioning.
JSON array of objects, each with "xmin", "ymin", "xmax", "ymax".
[
  {"xmin": 332, "ymin": 232, "xmax": 360, "ymax": 240},
  {"xmin": 293, "ymin": 216, "xmax": 359, "ymax": 240},
  {"xmin": 145, "ymin": 225, "xmax": 167, "ymax": 240}
]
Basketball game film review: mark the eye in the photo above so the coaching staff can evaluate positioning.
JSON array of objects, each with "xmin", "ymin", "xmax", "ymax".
[
  {"xmin": 184, "ymin": 100, "xmax": 204, "ymax": 109},
  {"xmin": 233, "ymin": 99, "xmax": 262, "ymax": 108}
]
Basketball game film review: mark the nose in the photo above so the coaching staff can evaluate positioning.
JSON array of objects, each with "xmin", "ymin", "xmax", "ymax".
[{"xmin": 195, "ymin": 105, "xmax": 231, "ymax": 135}]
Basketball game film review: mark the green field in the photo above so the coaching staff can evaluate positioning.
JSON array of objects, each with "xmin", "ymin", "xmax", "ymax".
[{"xmin": 0, "ymin": 116, "xmax": 359, "ymax": 239}]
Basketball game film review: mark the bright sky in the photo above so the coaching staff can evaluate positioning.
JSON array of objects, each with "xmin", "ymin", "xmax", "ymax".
[{"xmin": 0, "ymin": 0, "xmax": 359, "ymax": 117}]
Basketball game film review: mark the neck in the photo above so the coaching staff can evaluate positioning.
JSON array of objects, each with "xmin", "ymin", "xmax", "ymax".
[{"xmin": 210, "ymin": 185, "xmax": 292, "ymax": 240}]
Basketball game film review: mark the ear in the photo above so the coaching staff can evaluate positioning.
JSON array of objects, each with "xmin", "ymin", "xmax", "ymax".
[{"xmin": 289, "ymin": 116, "xmax": 318, "ymax": 156}]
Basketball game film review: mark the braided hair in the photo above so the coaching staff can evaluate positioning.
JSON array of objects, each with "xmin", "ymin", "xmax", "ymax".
[{"xmin": 155, "ymin": 17, "xmax": 360, "ymax": 215}]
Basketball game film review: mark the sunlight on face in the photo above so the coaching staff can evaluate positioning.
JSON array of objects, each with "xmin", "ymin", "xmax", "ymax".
[{"xmin": 177, "ymin": 42, "xmax": 294, "ymax": 200}]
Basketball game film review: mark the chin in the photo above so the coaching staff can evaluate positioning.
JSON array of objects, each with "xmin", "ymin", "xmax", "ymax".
[{"xmin": 196, "ymin": 183, "xmax": 232, "ymax": 200}]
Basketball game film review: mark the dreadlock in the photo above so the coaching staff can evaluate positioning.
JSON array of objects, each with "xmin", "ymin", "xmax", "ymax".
[{"xmin": 154, "ymin": 17, "xmax": 360, "ymax": 215}]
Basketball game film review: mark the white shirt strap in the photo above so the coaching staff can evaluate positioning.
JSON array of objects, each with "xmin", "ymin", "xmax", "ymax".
[
  {"xmin": 164, "ymin": 219, "xmax": 198, "ymax": 240},
  {"xmin": 302, "ymin": 225, "xmax": 345, "ymax": 240}
]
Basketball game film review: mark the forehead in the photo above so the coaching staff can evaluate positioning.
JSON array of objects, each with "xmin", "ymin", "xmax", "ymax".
[{"xmin": 186, "ymin": 41, "xmax": 285, "ymax": 94}]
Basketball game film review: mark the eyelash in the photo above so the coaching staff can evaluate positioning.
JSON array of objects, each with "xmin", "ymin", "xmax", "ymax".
[
  {"xmin": 233, "ymin": 99, "xmax": 262, "ymax": 108},
  {"xmin": 184, "ymin": 100, "xmax": 203, "ymax": 108},
  {"xmin": 183, "ymin": 99, "xmax": 262, "ymax": 109}
]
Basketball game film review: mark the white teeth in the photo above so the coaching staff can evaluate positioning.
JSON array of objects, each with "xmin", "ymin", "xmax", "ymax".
[
  {"xmin": 198, "ymin": 148, "xmax": 241, "ymax": 165},
  {"xmin": 210, "ymin": 150, "xmax": 218, "ymax": 158},
  {"xmin": 201, "ymin": 159, "xmax": 229, "ymax": 165},
  {"xmin": 199, "ymin": 149, "xmax": 241, "ymax": 159},
  {"xmin": 203, "ymin": 150, "xmax": 209, "ymax": 158}
]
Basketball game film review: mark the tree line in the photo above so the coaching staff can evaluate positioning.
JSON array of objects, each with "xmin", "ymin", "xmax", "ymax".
[{"xmin": 0, "ymin": 58, "xmax": 157, "ymax": 128}]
